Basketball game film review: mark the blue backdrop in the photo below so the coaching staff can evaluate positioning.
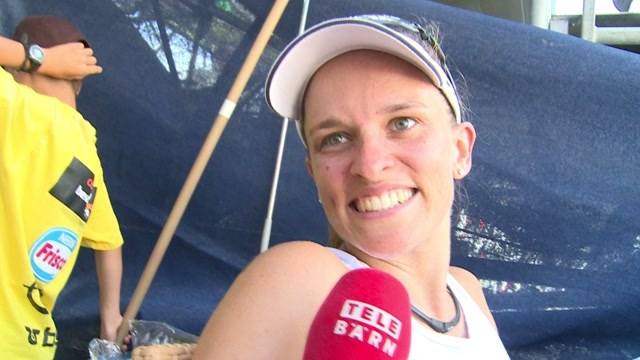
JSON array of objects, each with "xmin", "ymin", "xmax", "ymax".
[{"xmin": 2, "ymin": 0, "xmax": 639, "ymax": 358}]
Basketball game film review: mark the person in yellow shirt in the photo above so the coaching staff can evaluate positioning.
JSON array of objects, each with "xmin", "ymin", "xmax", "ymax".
[{"xmin": 0, "ymin": 16, "xmax": 125, "ymax": 359}]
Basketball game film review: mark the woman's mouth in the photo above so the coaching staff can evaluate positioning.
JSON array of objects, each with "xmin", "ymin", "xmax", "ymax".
[{"xmin": 352, "ymin": 188, "xmax": 416, "ymax": 213}]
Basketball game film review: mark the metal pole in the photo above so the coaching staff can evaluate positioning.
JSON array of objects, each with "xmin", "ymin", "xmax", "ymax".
[
  {"xmin": 260, "ymin": 0, "xmax": 310, "ymax": 252},
  {"xmin": 530, "ymin": 0, "xmax": 552, "ymax": 29},
  {"xmin": 115, "ymin": 0, "xmax": 291, "ymax": 345},
  {"xmin": 592, "ymin": 27, "xmax": 640, "ymax": 44},
  {"xmin": 581, "ymin": 0, "xmax": 596, "ymax": 42}
]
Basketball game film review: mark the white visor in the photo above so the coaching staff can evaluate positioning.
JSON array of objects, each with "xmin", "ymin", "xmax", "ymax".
[{"xmin": 265, "ymin": 15, "xmax": 462, "ymax": 145}]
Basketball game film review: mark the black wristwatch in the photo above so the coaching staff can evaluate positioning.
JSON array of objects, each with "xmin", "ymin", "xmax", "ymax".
[{"xmin": 19, "ymin": 34, "xmax": 45, "ymax": 72}]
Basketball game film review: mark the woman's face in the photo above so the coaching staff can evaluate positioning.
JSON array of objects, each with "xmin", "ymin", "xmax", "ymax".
[{"xmin": 303, "ymin": 50, "xmax": 475, "ymax": 259}]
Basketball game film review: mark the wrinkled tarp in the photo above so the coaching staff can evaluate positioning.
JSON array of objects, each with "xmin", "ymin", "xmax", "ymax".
[{"xmin": 1, "ymin": 0, "xmax": 639, "ymax": 359}]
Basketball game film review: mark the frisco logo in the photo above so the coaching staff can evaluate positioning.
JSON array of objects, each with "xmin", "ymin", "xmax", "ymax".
[
  {"xmin": 29, "ymin": 228, "xmax": 78, "ymax": 283},
  {"xmin": 333, "ymin": 299, "xmax": 403, "ymax": 356}
]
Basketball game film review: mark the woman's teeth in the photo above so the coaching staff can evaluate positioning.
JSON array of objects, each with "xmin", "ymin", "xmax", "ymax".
[{"xmin": 355, "ymin": 189, "xmax": 414, "ymax": 213}]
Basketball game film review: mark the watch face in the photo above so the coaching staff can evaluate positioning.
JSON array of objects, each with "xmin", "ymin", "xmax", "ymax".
[{"xmin": 29, "ymin": 45, "xmax": 45, "ymax": 64}]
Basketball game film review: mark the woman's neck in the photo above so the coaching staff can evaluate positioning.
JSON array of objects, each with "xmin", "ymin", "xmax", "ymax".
[{"xmin": 341, "ymin": 220, "xmax": 454, "ymax": 317}]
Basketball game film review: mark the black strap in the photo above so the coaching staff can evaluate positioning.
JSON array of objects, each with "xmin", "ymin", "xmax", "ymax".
[{"xmin": 18, "ymin": 33, "xmax": 32, "ymax": 72}]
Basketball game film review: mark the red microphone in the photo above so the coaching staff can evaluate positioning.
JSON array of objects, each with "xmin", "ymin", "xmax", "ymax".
[{"xmin": 303, "ymin": 268, "xmax": 412, "ymax": 360}]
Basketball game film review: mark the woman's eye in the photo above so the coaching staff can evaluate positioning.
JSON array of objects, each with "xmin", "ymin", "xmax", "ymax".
[
  {"xmin": 391, "ymin": 117, "xmax": 417, "ymax": 131},
  {"xmin": 320, "ymin": 132, "xmax": 349, "ymax": 148}
]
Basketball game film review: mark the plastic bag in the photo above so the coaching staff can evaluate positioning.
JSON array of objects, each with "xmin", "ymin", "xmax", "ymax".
[{"xmin": 88, "ymin": 320, "xmax": 198, "ymax": 360}]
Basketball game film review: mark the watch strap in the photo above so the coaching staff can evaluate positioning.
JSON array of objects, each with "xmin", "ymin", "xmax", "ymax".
[
  {"xmin": 18, "ymin": 33, "xmax": 31, "ymax": 72},
  {"xmin": 18, "ymin": 33, "xmax": 43, "ymax": 73}
]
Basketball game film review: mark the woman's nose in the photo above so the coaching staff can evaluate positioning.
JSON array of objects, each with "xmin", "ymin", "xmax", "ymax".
[{"xmin": 349, "ymin": 134, "xmax": 395, "ymax": 181}]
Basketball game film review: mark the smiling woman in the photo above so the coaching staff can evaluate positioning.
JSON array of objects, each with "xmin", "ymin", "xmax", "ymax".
[
  {"xmin": 194, "ymin": 15, "xmax": 509, "ymax": 359},
  {"xmin": 303, "ymin": 49, "xmax": 471, "ymax": 261}
]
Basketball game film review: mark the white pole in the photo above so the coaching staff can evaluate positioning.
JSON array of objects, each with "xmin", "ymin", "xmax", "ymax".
[
  {"xmin": 581, "ymin": 0, "xmax": 597, "ymax": 41},
  {"xmin": 260, "ymin": 0, "xmax": 310, "ymax": 252},
  {"xmin": 530, "ymin": 0, "xmax": 552, "ymax": 29}
]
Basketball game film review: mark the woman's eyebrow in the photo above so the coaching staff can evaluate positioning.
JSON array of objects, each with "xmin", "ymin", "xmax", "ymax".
[
  {"xmin": 307, "ymin": 118, "xmax": 343, "ymax": 135},
  {"xmin": 377, "ymin": 101, "xmax": 429, "ymax": 114}
]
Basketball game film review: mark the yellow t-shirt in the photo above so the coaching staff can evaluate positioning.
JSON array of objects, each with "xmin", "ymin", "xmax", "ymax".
[{"xmin": 0, "ymin": 67, "xmax": 123, "ymax": 359}]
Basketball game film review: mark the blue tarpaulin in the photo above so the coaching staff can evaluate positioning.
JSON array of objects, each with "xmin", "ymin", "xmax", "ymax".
[{"xmin": 2, "ymin": 0, "xmax": 639, "ymax": 358}]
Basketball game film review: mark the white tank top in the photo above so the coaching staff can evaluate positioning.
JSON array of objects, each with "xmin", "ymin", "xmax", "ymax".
[{"xmin": 329, "ymin": 248, "xmax": 510, "ymax": 359}]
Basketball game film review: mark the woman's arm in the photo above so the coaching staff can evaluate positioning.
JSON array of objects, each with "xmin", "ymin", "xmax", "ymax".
[{"xmin": 193, "ymin": 241, "xmax": 347, "ymax": 360}]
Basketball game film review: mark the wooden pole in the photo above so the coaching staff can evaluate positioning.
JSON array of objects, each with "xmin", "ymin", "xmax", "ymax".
[{"xmin": 115, "ymin": 0, "xmax": 290, "ymax": 345}]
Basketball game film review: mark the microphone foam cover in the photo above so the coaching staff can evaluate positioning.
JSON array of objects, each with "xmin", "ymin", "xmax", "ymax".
[{"xmin": 303, "ymin": 268, "xmax": 412, "ymax": 359}]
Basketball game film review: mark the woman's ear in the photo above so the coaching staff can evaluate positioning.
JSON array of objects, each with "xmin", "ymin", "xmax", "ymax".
[{"xmin": 453, "ymin": 122, "xmax": 476, "ymax": 179}]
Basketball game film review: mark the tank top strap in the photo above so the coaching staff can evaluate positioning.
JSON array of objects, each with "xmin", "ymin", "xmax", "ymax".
[
  {"xmin": 446, "ymin": 274, "xmax": 500, "ymax": 340},
  {"xmin": 327, "ymin": 247, "xmax": 368, "ymax": 270}
]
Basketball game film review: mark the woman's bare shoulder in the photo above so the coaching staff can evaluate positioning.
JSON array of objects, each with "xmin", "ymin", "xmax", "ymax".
[
  {"xmin": 194, "ymin": 241, "xmax": 348, "ymax": 359},
  {"xmin": 449, "ymin": 266, "xmax": 497, "ymax": 328},
  {"xmin": 449, "ymin": 266, "xmax": 479, "ymax": 287},
  {"xmin": 245, "ymin": 241, "xmax": 347, "ymax": 281},
  {"xmin": 222, "ymin": 240, "xmax": 348, "ymax": 319}
]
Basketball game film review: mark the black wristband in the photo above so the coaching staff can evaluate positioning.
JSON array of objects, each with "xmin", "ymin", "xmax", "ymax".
[{"xmin": 18, "ymin": 33, "xmax": 31, "ymax": 72}]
